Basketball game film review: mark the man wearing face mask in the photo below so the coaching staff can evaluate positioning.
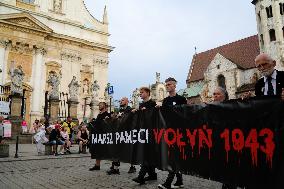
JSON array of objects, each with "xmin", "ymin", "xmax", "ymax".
[
  {"xmin": 254, "ymin": 53, "xmax": 284, "ymax": 100},
  {"xmin": 107, "ymin": 97, "xmax": 136, "ymax": 175}
]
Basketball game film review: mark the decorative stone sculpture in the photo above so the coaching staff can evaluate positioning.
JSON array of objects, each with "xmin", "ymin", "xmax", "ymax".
[
  {"xmin": 91, "ymin": 80, "xmax": 100, "ymax": 98},
  {"xmin": 156, "ymin": 72, "xmax": 160, "ymax": 83},
  {"xmin": 10, "ymin": 65, "xmax": 24, "ymax": 96},
  {"xmin": 68, "ymin": 76, "xmax": 80, "ymax": 102},
  {"xmin": 53, "ymin": 0, "xmax": 62, "ymax": 13},
  {"xmin": 132, "ymin": 88, "xmax": 140, "ymax": 109},
  {"xmin": 47, "ymin": 71, "xmax": 61, "ymax": 100}
]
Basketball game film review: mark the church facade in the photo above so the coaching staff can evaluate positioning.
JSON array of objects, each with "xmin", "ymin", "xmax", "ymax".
[
  {"xmin": 182, "ymin": 0, "xmax": 284, "ymax": 103},
  {"xmin": 0, "ymin": 0, "xmax": 113, "ymax": 127}
]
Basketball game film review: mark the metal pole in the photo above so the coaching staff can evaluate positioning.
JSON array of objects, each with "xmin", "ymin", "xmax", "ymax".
[
  {"xmin": 21, "ymin": 89, "xmax": 26, "ymax": 118},
  {"xmin": 109, "ymin": 97, "xmax": 112, "ymax": 113},
  {"xmin": 14, "ymin": 135, "xmax": 19, "ymax": 158}
]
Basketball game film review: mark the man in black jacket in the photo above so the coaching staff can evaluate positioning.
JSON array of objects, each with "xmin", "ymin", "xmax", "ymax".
[
  {"xmin": 107, "ymin": 97, "xmax": 135, "ymax": 175},
  {"xmin": 132, "ymin": 87, "xmax": 157, "ymax": 185},
  {"xmin": 89, "ymin": 102, "xmax": 111, "ymax": 171},
  {"xmin": 254, "ymin": 53, "xmax": 284, "ymax": 100},
  {"xmin": 158, "ymin": 77, "xmax": 187, "ymax": 189}
]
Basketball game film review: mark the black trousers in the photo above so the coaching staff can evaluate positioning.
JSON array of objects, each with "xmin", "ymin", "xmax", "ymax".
[
  {"xmin": 138, "ymin": 164, "xmax": 156, "ymax": 179},
  {"xmin": 165, "ymin": 171, "xmax": 182, "ymax": 185}
]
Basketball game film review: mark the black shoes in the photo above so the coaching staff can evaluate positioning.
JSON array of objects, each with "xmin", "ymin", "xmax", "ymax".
[
  {"xmin": 106, "ymin": 169, "xmax": 120, "ymax": 175},
  {"xmin": 132, "ymin": 177, "xmax": 145, "ymax": 185},
  {"xmin": 158, "ymin": 183, "xmax": 172, "ymax": 189},
  {"xmin": 128, "ymin": 166, "xmax": 136, "ymax": 173},
  {"xmin": 144, "ymin": 173, "xmax": 157, "ymax": 181},
  {"xmin": 172, "ymin": 180, "xmax": 184, "ymax": 188},
  {"xmin": 89, "ymin": 165, "xmax": 100, "ymax": 171}
]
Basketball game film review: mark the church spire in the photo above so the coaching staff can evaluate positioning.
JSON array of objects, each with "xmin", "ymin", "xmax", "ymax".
[{"xmin": 103, "ymin": 5, "xmax": 108, "ymax": 25}]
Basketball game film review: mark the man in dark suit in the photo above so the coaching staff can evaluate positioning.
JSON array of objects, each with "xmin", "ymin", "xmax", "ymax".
[{"xmin": 254, "ymin": 53, "xmax": 284, "ymax": 100}]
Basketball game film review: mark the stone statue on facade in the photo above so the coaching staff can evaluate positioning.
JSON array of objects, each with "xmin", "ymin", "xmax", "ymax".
[
  {"xmin": 82, "ymin": 79, "xmax": 90, "ymax": 95},
  {"xmin": 68, "ymin": 76, "xmax": 80, "ymax": 102},
  {"xmin": 47, "ymin": 71, "xmax": 61, "ymax": 100},
  {"xmin": 91, "ymin": 80, "xmax": 100, "ymax": 98},
  {"xmin": 132, "ymin": 88, "xmax": 140, "ymax": 109},
  {"xmin": 10, "ymin": 64, "xmax": 25, "ymax": 96},
  {"xmin": 156, "ymin": 72, "xmax": 160, "ymax": 83},
  {"xmin": 53, "ymin": 0, "xmax": 62, "ymax": 13}
]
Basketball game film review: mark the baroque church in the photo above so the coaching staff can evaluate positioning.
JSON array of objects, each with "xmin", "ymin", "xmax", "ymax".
[
  {"xmin": 0, "ymin": 0, "xmax": 113, "ymax": 127},
  {"xmin": 180, "ymin": 0, "xmax": 284, "ymax": 104}
]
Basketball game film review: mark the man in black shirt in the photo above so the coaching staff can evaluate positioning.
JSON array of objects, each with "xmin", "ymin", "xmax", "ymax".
[
  {"xmin": 107, "ymin": 97, "xmax": 136, "ymax": 175},
  {"xmin": 158, "ymin": 77, "xmax": 187, "ymax": 189},
  {"xmin": 89, "ymin": 102, "xmax": 110, "ymax": 171},
  {"xmin": 132, "ymin": 87, "xmax": 157, "ymax": 185}
]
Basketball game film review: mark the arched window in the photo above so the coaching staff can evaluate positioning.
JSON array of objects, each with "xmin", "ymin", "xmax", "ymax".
[
  {"xmin": 282, "ymin": 27, "xmax": 284, "ymax": 39},
  {"xmin": 217, "ymin": 75, "xmax": 226, "ymax": 90},
  {"xmin": 269, "ymin": 29, "xmax": 276, "ymax": 41}
]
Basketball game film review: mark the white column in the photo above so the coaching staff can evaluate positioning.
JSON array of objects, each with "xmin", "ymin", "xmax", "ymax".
[
  {"xmin": 0, "ymin": 40, "xmax": 8, "ymax": 85},
  {"xmin": 31, "ymin": 47, "xmax": 46, "ymax": 116}
]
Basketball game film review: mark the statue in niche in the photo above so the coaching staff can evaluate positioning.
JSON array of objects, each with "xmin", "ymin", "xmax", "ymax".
[
  {"xmin": 47, "ymin": 71, "xmax": 61, "ymax": 99},
  {"xmin": 82, "ymin": 79, "xmax": 90, "ymax": 95},
  {"xmin": 53, "ymin": 0, "xmax": 62, "ymax": 13},
  {"xmin": 10, "ymin": 64, "xmax": 25, "ymax": 95},
  {"xmin": 68, "ymin": 76, "xmax": 80, "ymax": 101}
]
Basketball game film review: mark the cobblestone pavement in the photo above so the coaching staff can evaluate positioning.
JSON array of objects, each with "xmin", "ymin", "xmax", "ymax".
[{"xmin": 0, "ymin": 144, "xmax": 223, "ymax": 189}]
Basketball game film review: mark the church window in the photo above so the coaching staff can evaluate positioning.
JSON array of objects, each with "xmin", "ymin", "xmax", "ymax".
[
  {"xmin": 280, "ymin": 3, "xmax": 284, "ymax": 15},
  {"xmin": 217, "ymin": 75, "xmax": 226, "ymax": 90},
  {"xmin": 282, "ymin": 27, "xmax": 284, "ymax": 38},
  {"xmin": 269, "ymin": 29, "xmax": 276, "ymax": 41},
  {"xmin": 266, "ymin": 6, "xmax": 273, "ymax": 18},
  {"xmin": 217, "ymin": 65, "xmax": 220, "ymax": 69}
]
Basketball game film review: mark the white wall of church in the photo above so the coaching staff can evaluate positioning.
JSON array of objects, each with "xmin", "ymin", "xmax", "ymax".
[{"xmin": 204, "ymin": 54, "xmax": 238, "ymax": 99}]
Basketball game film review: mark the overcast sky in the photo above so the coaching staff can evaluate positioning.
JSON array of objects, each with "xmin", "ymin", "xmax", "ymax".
[{"xmin": 84, "ymin": 0, "xmax": 258, "ymax": 100}]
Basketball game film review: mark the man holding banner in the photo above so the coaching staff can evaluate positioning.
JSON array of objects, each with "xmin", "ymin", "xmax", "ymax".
[
  {"xmin": 89, "ymin": 102, "xmax": 111, "ymax": 171},
  {"xmin": 132, "ymin": 87, "xmax": 158, "ymax": 185},
  {"xmin": 158, "ymin": 77, "xmax": 187, "ymax": 189},
  {"xmin": 254, "ymin": 53, "xmax": 284, "ymax": 100},
  {"xmin": 107, "ymin": 97, "xmax": 136, "ymax": 175}
]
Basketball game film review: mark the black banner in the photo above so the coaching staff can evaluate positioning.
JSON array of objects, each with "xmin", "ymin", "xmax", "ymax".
[{"xmin": 90, "ymin": 97, "xmax": 284, "ymax": 188}]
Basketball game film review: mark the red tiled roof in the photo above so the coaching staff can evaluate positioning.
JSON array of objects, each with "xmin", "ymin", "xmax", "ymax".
[{"xmin": 187, "ymin": 35, "xmax": 260, "ymax": 83}]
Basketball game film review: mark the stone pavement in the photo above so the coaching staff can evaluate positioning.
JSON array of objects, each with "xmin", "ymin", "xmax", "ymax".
[{"xmin": 0, "ymin": 144, "xmax": 224, "ymax": 189}]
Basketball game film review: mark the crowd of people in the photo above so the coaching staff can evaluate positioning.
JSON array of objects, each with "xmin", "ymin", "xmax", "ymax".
[
  {"xmin": 31, "ymin": 116, "xmax": 89, "ymax": 156},
  {"xmin": 87, "ymin": 53, "xmax": 284, "ymax": 189}
]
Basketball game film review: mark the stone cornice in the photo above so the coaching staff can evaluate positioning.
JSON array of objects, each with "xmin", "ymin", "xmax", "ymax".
[
  {"xmin": 48, "ymin": 33, "xmax": 114, "ymax": 52},
  {"xmin": 0, "ymin": 21, "xmax": 50, "ymax": 37},
  {"xmin": 0, "ymin": 2, "xmax": 110, "ymax": 36}
]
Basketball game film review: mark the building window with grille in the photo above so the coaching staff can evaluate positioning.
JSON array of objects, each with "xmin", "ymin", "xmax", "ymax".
[
  {"xmin": 269, "ymin": 29, "xmax": 276, "ymax": 41},
  {"xmin": 280, "ymin": 3, "xmax": 284, "ymax": 15},
  {"xmin": 217, "ymin": 75, "xmax": 226, "ymax": 90},
  {"xmin": 266, "ymin": 6, "xmax": 273, "ymax": 18}
]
